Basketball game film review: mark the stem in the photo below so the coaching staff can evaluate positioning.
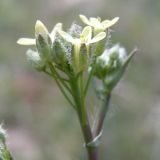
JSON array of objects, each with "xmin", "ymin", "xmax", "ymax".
[
  {"xmin": 69, "ymin": 74, "xmax": 99, "ymax": 160},
  {"xmin": 77, "ymin": 110, "xmax": 98, "ymax": 160},
  {"xmin": 84, "ymin": 57, "xmax": 96, "ymax": 98},
  {"xmin": 52, "ymin": 65, "xmax": 73, "ymax": 94},
  {"xmin": 87, "ymin": 147, "xmax": 99, "ymax": 160},
  {"xmin": 48, "ymin": 63, "xmax": 75, "ymax": 108},
  {"xmin": 94, "ymin": 93, "xmax": 111, "ymax": 136}
]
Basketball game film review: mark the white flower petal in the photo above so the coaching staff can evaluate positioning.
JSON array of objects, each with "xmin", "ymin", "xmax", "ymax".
[
  {"xmin": 101, "ymin": 19, "xmax": 110, "ymax": 25},
  {"xmin": 79, "ymin": 14, "xmax": 91, "ymax": 25},
  {"xmin": 90, "ymin": 32, "xmax": 106, "ymax": 44},
  {"xmin": 58, "ymin": 30, "xmax": 75, "ymax": 43},
  {"xmin": 89, "ymin": 17, "xmax": 100, "ymax": 26},
  {"xmin": 50, "ymin": 23, "xmax": 62, "ymax": 41},
  {"xmin": 80, "ymin": 26, "xmax": 92, "ymax": 42},
  {"xmin": 17, "ymin": 38, "xmax": 36, "ymax": 45},
  {"xmin": 103, "ymin": 17, "xmax": 119, "ymax": 29},
  {"xmin": 35, "ymin": 20, "xmax": 49, "ymax": 36}
]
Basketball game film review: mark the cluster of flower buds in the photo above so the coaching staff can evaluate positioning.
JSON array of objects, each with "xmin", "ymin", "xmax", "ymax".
[
  {"xmin": 94, "ymin": 44, "xmax": 136, "ymax": 93},
  {"xmin": 17, "ymin": 15, "xmax": 119, "ymax": 74}
]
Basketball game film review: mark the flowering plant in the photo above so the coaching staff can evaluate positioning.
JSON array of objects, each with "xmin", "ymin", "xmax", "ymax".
[{"xmin": 16, "ymin": 14, "xmax": 136, "ymax": 160}]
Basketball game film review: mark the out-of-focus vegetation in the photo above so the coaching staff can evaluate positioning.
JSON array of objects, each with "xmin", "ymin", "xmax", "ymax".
[{"xmin": 0, "ymin": 0, "xmax": 160, "ymax": 160}]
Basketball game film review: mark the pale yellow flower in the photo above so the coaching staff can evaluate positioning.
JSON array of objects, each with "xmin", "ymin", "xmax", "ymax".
[
  {"xmin": 58, "ymin": 26, "xmax": 106, "ymax": 72},
  {"xmin": 17, "ymin": 20, "xmax": 62, "ymax": 45},
  {"xmin": 79, "ymin": 15, "xmax": 119, "ymax": 32},
  {"xmin": 58, "ymin": 26, "xmax": 106, "ymax": 49}
]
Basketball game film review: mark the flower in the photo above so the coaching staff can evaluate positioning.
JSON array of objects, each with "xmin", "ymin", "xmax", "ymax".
[
  {"xmin": 58, "ymin": 26, "xmax": 106, "ymax": 72},
  {"xmin": 17, "ymin": 20, "xmax": 62, "ymax": 45},
  {"xmin": 79, "ymin": 14, "xmax": 119, "ymax": 34},
  {"xmin": 58, "ymin": 26, "xmax": 106, "ymax": 51}
]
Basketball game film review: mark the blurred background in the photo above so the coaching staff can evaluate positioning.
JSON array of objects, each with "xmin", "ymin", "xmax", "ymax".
[{"xmin": 0, "ymin": 0, "xmax": 160, "ymax": 159}]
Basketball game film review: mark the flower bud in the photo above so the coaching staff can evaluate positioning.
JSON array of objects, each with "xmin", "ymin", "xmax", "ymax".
[
  {"xmin": 36, "ymin": 34, "xmax": 52, "ymax": 62},
  {"xmin": 35, "ymin": 20, "xmax": 49, "ymax": 41},
  {"xmin": 94, "ymin": 44, "xmax": 136, "ymax": 92},
  {"xmin": 71, "ymin": 43, "xmax": 89, "ymax": 74},
  {"xmin": 52, "ymin": 35, "xmax": 70, "ymax": 70},
  {"xmin": 34, "ymin": 20, "xmax": 52, "ymax": 62},
  {"xmin": 26, "ymin": 49, "xmax": 45, "ymax": 71},
  {"xmin": 79, "ymin": 43, "xmax": 89, "ymax": 72}
]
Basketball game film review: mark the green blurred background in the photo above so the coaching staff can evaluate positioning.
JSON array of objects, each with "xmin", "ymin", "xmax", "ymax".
[{"xmin": 0, "ymin": 0, "xmax": 160, "ymax": 159}]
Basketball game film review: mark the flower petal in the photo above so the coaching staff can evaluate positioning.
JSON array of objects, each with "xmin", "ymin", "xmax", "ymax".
[
  {"xmin": 102, "ymin": 17, "xmax": 119, "ymax": 29},
  {"xmin": 17, "ymin": 38, "xmax": 36, "ymax": 45},
  {"xmin": 35, "ymin": 20, "xmax": 49, "ymax": 36},
  {"xmin": 58, "ymin": 30, "xmax": 75, "ymax": 43},
  {"xmin": 101, "ymin": 19, "xmax": 110, "ymax": 25},
  {"xmin": 80, "ymin": 26, "xmax": 92, "ymax": 42},
  {"xmin": 90, "ymin": 32, "xmax": 106, "ymax": 44},
  {"xmin": 50, "ymin": 23, "xmax": 62, "ymax": 41},
  {"xmin": 79, "ymin": 14, "xmax": 91, "ymax": 25},
  {"xmin": 89, "ymin": 17, "xmax": 101, "ymax": 26}
]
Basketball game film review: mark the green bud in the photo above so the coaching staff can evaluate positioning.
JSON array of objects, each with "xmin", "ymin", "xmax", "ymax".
[
  {"xmin": 35, "ymin": 21, "xmax": 52, "ymax": 62},
  {"xmin": 36, "ymin": 34, "xmax": 52, "ymax": 62},
  {"xmin": 35, "ymin": 20, "xmax": 49, "ymax": 42},
  {"xmin": 71, "ymin": 43, "xmax": 89, "ymax": 74},
  {"xmin": 94, "ymin": 44, "xmax": 136, "ymax": 92},
  {"xmin": 79, "ymin": 43, "xmax": 89, "ymax": 72},
  {"xmin": 26, "ymin": 49, "xmax": 45, "ymax": 71},
  {"xmin": 52, "ymin": 35, "xmax": 70, "ymax": 70},
  {"xmin": 104, "ymin": 48, "xmax": 136, "ymax": 92}
]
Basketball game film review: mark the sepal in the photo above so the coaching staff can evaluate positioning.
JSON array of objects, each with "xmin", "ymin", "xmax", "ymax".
[
  {"xmin": 36, "ymin": 34, "xmax": 52, "ymax": 62},
  {"xmin": 26, "ymin": 49, "xmax": 45, "ymax": 71}
]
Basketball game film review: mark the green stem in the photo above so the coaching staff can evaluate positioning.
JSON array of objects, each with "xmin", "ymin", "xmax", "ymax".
[
  {"xmin": 84, "ymin": 57, "xmax": 96, "ymax": 98},
  {"xmin": 48, "ymin": 63, "xmax": 75, "ymax": 108},
  {"xmin": 94, "ymin": 93, "xmax": 111, "ymax": 137},
  {"xmin": 69, "ymin": 74, "xmax": 99, "ymax": 160},
  {"xmin": 51, "ymin": 64, "xmax": 73, "ymax": 94}
]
